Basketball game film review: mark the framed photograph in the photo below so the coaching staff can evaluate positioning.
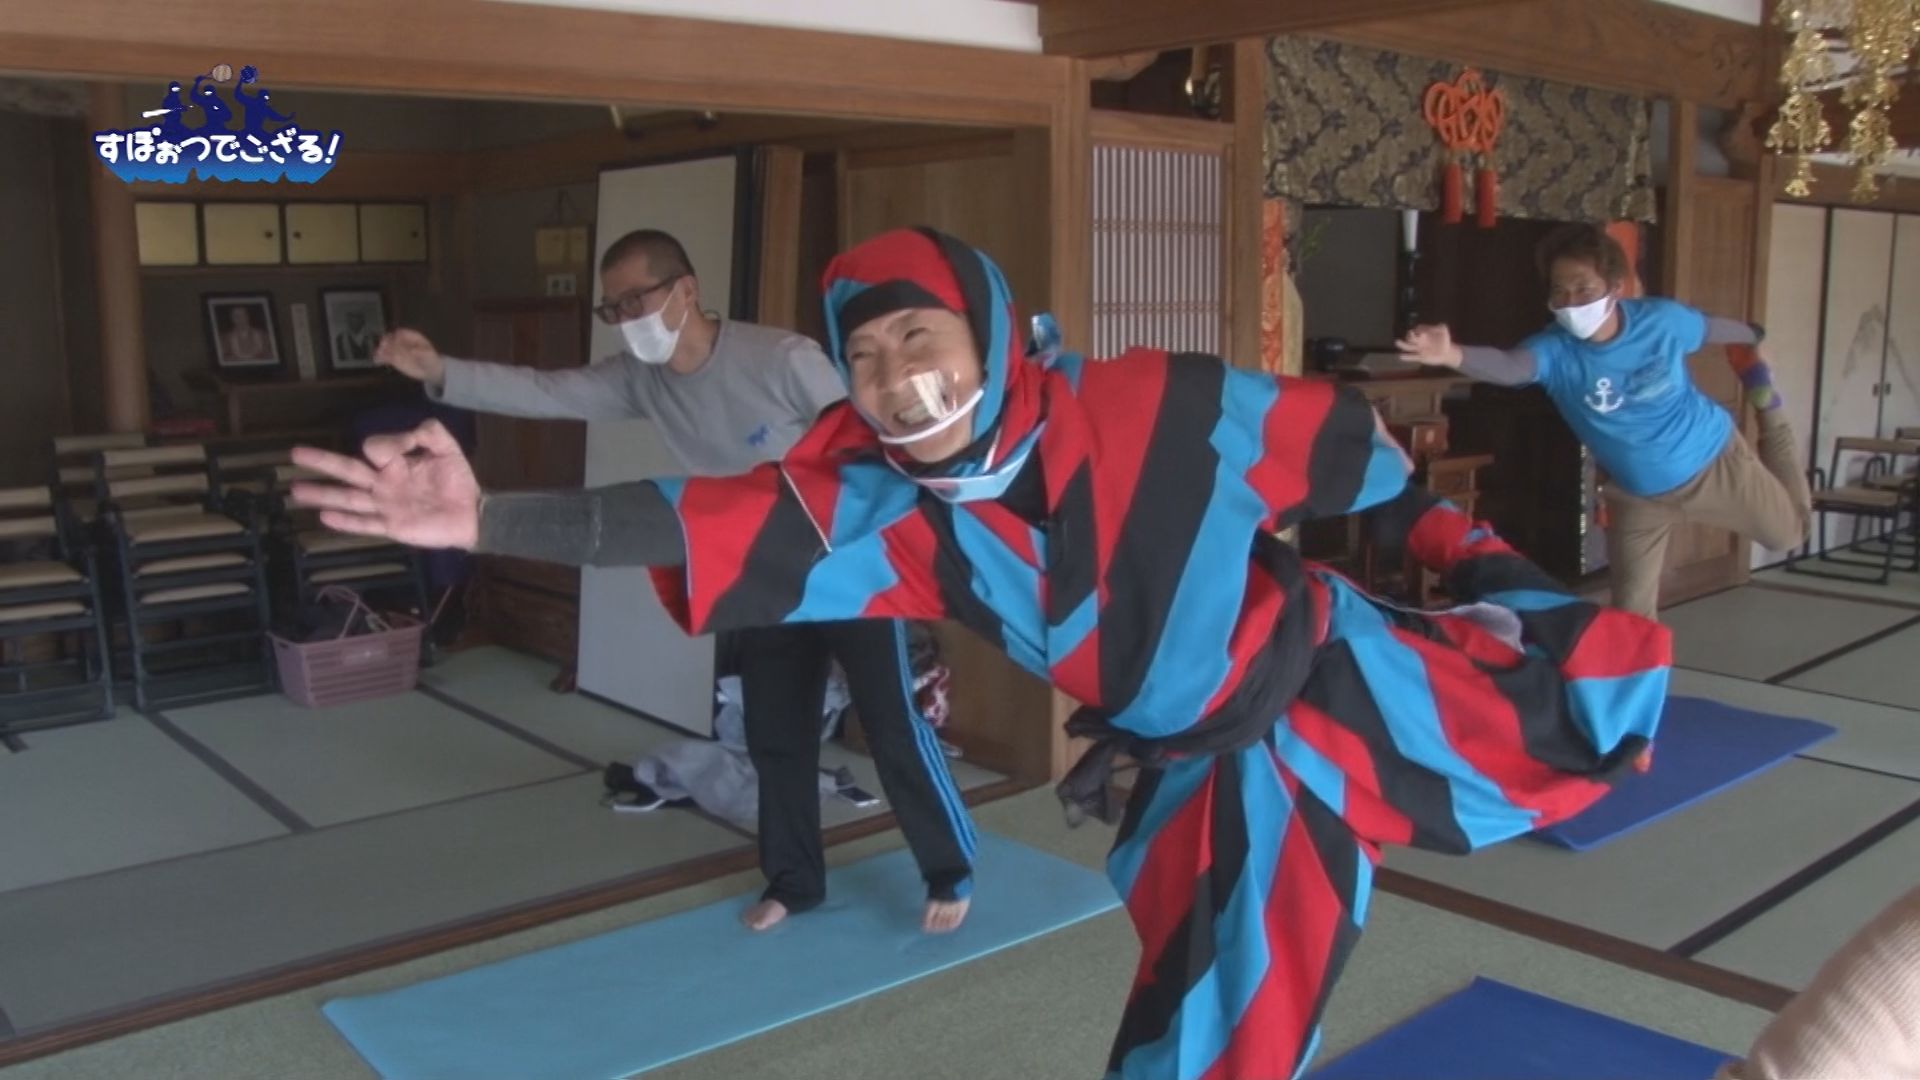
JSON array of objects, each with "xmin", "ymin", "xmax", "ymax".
[
  {"xmin": 202, "ymin": 293, "xmax": 284, "ymax": 374},
  {"xmin": 320, "ymin": 287, "xmax": 389, "ymax": 373}
]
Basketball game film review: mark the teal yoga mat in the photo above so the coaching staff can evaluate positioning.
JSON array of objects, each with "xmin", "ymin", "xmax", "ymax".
[{"xmin": 323, "ymin": 833, "xmax": 1119, "ymax": 1080}]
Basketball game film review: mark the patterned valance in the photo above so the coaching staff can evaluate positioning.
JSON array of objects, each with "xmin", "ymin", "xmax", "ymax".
[{"xmin": 1263, "ymin": 37, "xmax": 1656, "ymax": 224}]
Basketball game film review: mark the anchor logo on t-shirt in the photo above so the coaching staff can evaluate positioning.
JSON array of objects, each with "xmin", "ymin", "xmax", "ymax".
[
  {"xmin": 746, "ymin": 424, "xmax": 771, "ymax": 448},
  {"xmin": 1585, "ymin": 377, "xmax": 1624, "ymax": 414}
]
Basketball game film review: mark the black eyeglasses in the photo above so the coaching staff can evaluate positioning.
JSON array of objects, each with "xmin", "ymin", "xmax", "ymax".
[{"xmin": 593, "ymin": 275, "xmax": 682, "ymax": 325}]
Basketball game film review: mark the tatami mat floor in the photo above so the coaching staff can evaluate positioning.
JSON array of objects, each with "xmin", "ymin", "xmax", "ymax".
[
  {"xmin": 2, "ymin": 579, "xmax": 1916, "ymax": 1078},
  {"xmin": 0, "ymin": 646, "xmax": 1006, "ymax": 1046}
]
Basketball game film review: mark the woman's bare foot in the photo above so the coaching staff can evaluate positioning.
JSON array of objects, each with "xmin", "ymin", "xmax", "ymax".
[
  {"xmin": 922, "ymin": 896, "xmax": 971, "ymax": 934},
  {"xmin": 742, "ymin": 898, "xmax": 790, "ymax": 931}
]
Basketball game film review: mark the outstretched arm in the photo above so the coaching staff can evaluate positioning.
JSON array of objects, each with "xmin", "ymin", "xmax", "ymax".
[
  {"xmin": 1396, "ymin": 324, "xmax": 1539, "ymax": 387},
  {"xmin": 1704, "ymin": 315, "xmax": 1763, "ymax": 347},
  {"xmin": 291, "ymin": 421, "xmax": 947, "ymax": 635}
]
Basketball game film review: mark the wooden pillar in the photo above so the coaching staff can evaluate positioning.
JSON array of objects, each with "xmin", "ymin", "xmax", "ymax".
[
  {"xmin": 1228, "ymin": 38, "xmax": 1267, "ymax": 371},
  {"xmin": 87, "ymin": 82, "xmax": 149, "ymax": 433},
  {"xmin": 1662, "ymin": 97, "xmax": 1700, "ymax": 302},
  {"xmin": 754, "ymin": 145, "xmax": 805, "ymax": 329}
]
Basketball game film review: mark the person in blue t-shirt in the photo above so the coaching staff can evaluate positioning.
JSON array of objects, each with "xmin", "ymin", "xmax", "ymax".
[{"xmin": 1396, "ymin": 224, "xmax": 1810, "ymax": 618}]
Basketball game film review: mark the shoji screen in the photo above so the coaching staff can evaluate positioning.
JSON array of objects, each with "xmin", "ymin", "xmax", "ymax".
[
  {"xmin": 1092, "ymin": 143, "xmax": 1224, "ymax": 358},
  {"xmin": 1763, "ymin": 203, "xmax": 1827, "ymax": 567}
]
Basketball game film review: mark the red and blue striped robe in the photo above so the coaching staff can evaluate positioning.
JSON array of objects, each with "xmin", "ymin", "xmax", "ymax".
[{"xmin": 647, "ymin": 342, "xmax": 1669, "ymax": 1078}]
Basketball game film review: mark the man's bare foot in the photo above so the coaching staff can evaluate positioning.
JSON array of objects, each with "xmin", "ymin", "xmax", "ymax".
[
  {"xmin": 742, "ymin": 898, "xmax": 790, "ymax": 931},
  {"xmin": 922, "ymin": 896, "xmax": 971, "ymax": 934}
]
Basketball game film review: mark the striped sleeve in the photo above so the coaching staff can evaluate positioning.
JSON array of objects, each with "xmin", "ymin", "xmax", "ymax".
[
  {"xmin": 647, "ymin": 464, "xmax": 947, "ymax": 636},
  {"xmin": 1242, "ymin": 373, "xmax": 1413, "ymax": 530}
]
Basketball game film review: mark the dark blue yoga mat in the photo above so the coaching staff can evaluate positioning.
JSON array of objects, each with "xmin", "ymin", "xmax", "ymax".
[
  {"xmin": 322, "ymin": 833, "xmax": 1118, "ymax": 1080},
  {"xmin": 1309, "ymin": 977, "xmax": 1736, "ymax": 1080},
  {"xmin": 1535, "ymin": 695, "xmax": 1834, "ymax": 851}
]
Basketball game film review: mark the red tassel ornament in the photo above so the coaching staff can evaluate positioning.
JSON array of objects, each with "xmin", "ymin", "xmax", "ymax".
[
  {"xmin": 1476, "ymin": 166, "xmax": 1498, "ymax": 228},
  {"xmin": 1441, "ymin": 160, "xmax": 1464, "ymax": 224}
]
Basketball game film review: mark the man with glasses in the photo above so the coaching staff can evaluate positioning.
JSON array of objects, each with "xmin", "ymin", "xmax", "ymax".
[{"xmin": 375, "ymin": 228, "xmax": 979, "ymax": 934}]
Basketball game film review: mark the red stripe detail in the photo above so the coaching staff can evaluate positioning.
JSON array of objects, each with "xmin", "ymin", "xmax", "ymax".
[
  {"xmin": 1079, "ymin": 351, "xmax": 1169, "ymax": 576},
  {"xmin": 1122, "ymin": 769, "xmax": 1218, "ymax": 995},
  {"xmin": 1285, "ymin": 702, "xmax": 1414, "ymax": 846},
  {"xmin": 1201, "ymin": 559, "xmax": 1286, "ymax": 717},
  {"xmin": 1402, "ymin": 624, "xmax": 1611, "ymax": 822},
  {"xmin": 1405, "ymin": 502, "xmax": 1519, "ymax": 574},
  {"xmin": 648, "ymin": 568, "xmax": 694, "ymax": 634},
  {"xmin": 1245, "ymin": 376, "xmax": 1334, "ymax": 521},
  {"xmin": 1562, "ymin": 608, "xmax": 1673, "ymax": 680},
  {"xmin": 674, "ymin": 473, "xmax": 781, "ymax": 634},
  {"xmin": 861, "ymin": 512, "xmax": 942, "ymax": 619},
  {"xmin": 1197, "ymin": 788, "xmax": 1357, "ymax": 1080},
  {"xmin": 966, "ymin": 501, "xmax": 1038, "ymax": 567}
]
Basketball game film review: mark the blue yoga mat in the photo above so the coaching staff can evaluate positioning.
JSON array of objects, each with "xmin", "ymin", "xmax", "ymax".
[
  {"xmin": 322, "ymin": 833, "xmax": 1118, "ymax": 1080},
  {"xmin": 1309, "ymin": 977, "xmax": 1736, "ymax": 1080},
  {"xmin": 1535, "ymin": 695, "xmax": 1834, "ymax": 851}
]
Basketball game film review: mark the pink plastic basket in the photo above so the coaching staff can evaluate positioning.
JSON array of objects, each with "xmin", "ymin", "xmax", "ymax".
[{"xmin": 270, "ymin": 587, "xmax": 424, "ymax": 707}]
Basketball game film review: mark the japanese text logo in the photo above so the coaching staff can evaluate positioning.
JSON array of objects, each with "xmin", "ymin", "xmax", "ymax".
[{"xmin": 94, "ymin": 64, "xmax": 343, "ymax": 184}]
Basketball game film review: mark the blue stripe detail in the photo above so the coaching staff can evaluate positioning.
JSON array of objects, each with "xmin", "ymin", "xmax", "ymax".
[
  {"xmin": 1106, "ymin": 756, "xmax": 1212, "ymax": 900},
  {"xmin": 1289, "ymin": 1028, "xmax": 1324, "ymax": 1080},
  {"xmin": 1047, "ymin": 591, "xmax": 1099, "ymax": 669},
  {"xmin": 651, "ymin": 476, "xmax": 686, "ymax": 507},
  {"xmin": 1354, "ymin": 430, "xmax": 1413, "ymax": 513},
  {"xmin": 1112, "ymin": 370, "xmax": 1277, "ymax": 738},
  {"xmin": 1118, "ymin": 746, "xmax": 1293, "ymax": 1080},
  {"xmin": 1272, "ymin": 724, "xmax": 1346, "ymax": 817},
  {"xmin": 973, "ymin": 256, "xmax": 1014, "ymax": 437},
  {"xmin": 1483, "ymin": 588, "xmax": 1578, "ymax": 612},
  {"xmin": 821, "ymin": 278, "xmax": 867, "ymax": 373},
  {"xmin": 1053, "ymin": 350, "xmax": 1087, "ymax": 393},
  {"xmin": 949, "ymin": 510, "xmax": 1048, "ymax": 674},
  {"xmin": 1565, "ymin": 667, "xmax": 1670, "ymax": 753},
  {"xmin": 1351, "ymin": 850, "xmax": 1374, "ymax": 927},
  {"xmin": 786, "ymin": 533, "xmax": 899, "ymax": 623},
  {"xmin": 892, "ymin": 621, "xmax": 977, "ymax": 862},
  {"xmin": 1321, "ymin": 579, "xmax": 1538, "ymax": 850}
]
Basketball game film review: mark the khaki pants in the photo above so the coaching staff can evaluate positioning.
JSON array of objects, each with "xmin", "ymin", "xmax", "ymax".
[{"xmin": 1605, "ymin": 410, "xmax": 1812, "ymax": 619}]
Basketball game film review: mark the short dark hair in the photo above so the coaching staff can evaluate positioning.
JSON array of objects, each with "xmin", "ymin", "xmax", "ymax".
[
  {"xmin": 600, "ymin": 228, "xmax": 695, "ymax": 279},
  {"xmin": 1536, "ymin": 224, "xmax": 1628, "ymax": 285}
]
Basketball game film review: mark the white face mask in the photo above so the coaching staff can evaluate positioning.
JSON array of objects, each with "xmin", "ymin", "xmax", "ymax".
[
  {"xmin": 1552, "ymin": 294, "xmax": 1615, "ymax": 340},
  {"xmin": 619, "ymin": 285, "xmax": 689, "ymax": 365}
]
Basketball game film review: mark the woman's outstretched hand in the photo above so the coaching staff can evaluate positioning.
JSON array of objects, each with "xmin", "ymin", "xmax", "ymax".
[{"xmin": 290, "ymin": 420, "xmax": 482, "ymax": 550}]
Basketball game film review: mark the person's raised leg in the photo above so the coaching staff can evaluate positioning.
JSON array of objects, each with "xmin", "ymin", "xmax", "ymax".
[
  {"xmin": 1723, "ymin": 344, "xmax": 1813, "ymax": 550},
  {"xmin": 826, "ymin": 619, "xmax": 976, "ymax": 934},
  {"xmin": 737, "ymin": 623, "xmax": 832, "ymax": 931}
]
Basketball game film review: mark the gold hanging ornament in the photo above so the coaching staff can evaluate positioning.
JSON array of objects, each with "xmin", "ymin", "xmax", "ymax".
[
  {"xmin": 1839, "ymin": 0, "xmax": 1920, "ymax": 201},
  {"xmin": 1767, "ymin": 0, "xmax": 1838, "ymax": 198}
]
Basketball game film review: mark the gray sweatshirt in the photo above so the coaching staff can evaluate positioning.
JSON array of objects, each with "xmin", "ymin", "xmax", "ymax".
[{"xmin": 430, "ymin": 319, "xmax": 847, "ymax": 477}]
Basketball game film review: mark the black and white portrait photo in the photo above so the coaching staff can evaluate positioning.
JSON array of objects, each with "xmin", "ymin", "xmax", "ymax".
[{"xmin": 321, "ymin": 288, "xmax": 389, "ymax": 372}]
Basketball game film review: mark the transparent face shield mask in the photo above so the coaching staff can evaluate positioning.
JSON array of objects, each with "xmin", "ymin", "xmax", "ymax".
[{"xmin": 871, "ymin": 368, "xmax": 984, "ymax": 447}]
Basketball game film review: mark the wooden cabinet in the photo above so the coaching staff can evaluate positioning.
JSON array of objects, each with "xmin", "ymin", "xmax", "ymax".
[
  {"xmin": 133, "ymin": 199, "xmax": 427, "ymax": 267},
  {"xmin": 201, "ymin": 202, "xmax": 283, "ymax": 265},
  {"xmin": 134, "ymin": 202, "xmax": 200, "ymax": 266},
  {"xmin": 359, "ymin": 203, "xmax": 428, "ymax": 263},
  {"xmin": 285, "ymin": 202, "xmax": 361, "ymax": 264},
  {"xmin": 467, "ymin": 299, "xmax": 588, "ymax": 668}
]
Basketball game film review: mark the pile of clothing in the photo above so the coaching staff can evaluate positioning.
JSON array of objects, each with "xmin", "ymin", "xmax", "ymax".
[{"xmin": 604, "ymin": 626, "xmax": 952, "ymax": 827}]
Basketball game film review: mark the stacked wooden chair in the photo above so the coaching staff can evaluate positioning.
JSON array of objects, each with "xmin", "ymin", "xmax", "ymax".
[
  {"xmin": 1787, "ymin": 435, "xmax": 1920, "ymax": 585},
  {"xmin": 92, "ymin": 444, "xmax": 275, "ymax": 710},
  {"xmin": 0, "ymin": 482, "xmax": 114, "ymax": 734}
]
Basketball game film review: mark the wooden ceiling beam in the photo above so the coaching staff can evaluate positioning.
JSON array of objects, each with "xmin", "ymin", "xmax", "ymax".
[
  {"xmin": 1038, "ymin": 0, "xmax": 1539, "ymax": 58},
  {"xmin": 1327, "ymin": 0, "xmax": 1764, "ymax": 110}
]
